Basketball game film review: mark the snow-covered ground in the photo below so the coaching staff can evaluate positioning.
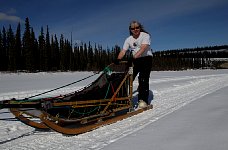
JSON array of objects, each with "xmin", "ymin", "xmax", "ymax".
[{"xmin": 0, "ymin": 69, "xmax": 228, "ymax": 150}]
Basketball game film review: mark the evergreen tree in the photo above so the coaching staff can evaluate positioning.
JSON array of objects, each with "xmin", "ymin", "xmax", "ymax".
[
  {"xmin": 59, "ymin": 34, "xmax": 64, "ymax": 70},
  {"xmin": 0, "ymin": 30, "xmax": 3, "ymax": 70},
  {"xmin": 31, "ymin": 28, "xmax": 39, "ymax": 71},
  {"xmin": 7, "ymin": 25, "xmax": 16, "ymax": 71},
  {"xmin": 15, "ymin": 23, "xmax": 22, "ymax": 70},
  {"xmin": 83, "ymin": 43, "xmax": 88, "ymax": 70},
  {"xmin": 69, "ymin": 41, "xmax": 74, "ymax": 70},
  {"xmin": 73, "ymin": 45, "xmax": 80, "ymax": 70},
  {"xmin": 65, "ymin": 39, "xmax": 72, "ymax": 70},
  {"xmin": 54, "ymin": 35, "xmax": 60, "ymax": 70},
  {"xmin": 93, "ymin": 43, "xmax": 99, "ymax": 70},
  {"xmin": 78, "ymin": 42, "xmax": 84, "ymax": 70},
  {"xmin": 0, "ymin": 27, "xmax": 7, "ymax": 70},
  {"xmin": 38, "ymin": 27, "xmax": 45, "ymax": 71},
  {"xmin": 45, "ymin": 25, "xmax": 51, "ymax": 70},
  {"xmin": 59, "ymin": 35, "xmax": 72, "ymax": 71},
  {"xmin": 22, "ymin": 17, "xmax": 34, "ymax": 71},
  {"xmin": 50, "ymin": 34, "xmax": 60, "ymax": 70},
  {"xmin": 87, "ymin": 42, "xmax": 94, "ymax": 70}
]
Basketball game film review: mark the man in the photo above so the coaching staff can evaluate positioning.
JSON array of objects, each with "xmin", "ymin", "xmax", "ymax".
[{"xmin": 115, "ymin": 20, "xmax": 152, "ymax": 108}]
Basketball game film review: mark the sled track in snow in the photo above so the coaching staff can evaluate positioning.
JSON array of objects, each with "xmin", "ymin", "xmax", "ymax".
[{"xmin": 0, "ymin": 73, "xmax": 228, "ymax": 150}]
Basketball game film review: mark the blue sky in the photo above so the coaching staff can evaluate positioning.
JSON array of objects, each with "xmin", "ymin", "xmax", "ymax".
[{"xmin": 0, "ymin": 0, "xmax": 228, "ymax": 51}]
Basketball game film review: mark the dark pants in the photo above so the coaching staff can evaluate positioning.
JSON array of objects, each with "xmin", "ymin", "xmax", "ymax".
[{"xmin": 133, "ymin": 56, "xmax": 152, "ymax": 104}]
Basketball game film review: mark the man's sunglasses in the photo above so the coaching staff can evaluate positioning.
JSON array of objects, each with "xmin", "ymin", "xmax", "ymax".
[{"xmin": 130, "ymin": 26, "xmax": 140, "ymax": 30}]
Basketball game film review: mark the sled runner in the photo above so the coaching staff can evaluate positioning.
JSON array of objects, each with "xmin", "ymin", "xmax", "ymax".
[{"xmin": 0, "ymin": 61, "xmax": 153, "ymax": 135}]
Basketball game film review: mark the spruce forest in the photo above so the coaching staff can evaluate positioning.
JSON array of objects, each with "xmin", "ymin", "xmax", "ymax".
[{"xmin": 0, "ymin": 18, "xmax": 228, "ymax": 72}]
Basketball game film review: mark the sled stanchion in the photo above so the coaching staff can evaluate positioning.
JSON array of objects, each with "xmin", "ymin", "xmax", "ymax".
[
  {"xmin": 101, "ymin": 72, "xmax": 131, "ymax": 114},
  {"xmin": 128, "ymin": 65, "xmax": 134, "ymax": 109}
]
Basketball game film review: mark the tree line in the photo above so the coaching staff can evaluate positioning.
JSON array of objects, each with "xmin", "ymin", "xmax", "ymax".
[
  {"xmin": 1, "ymin": 17, "xmax": 227, "ymax": 72},
  {"xmin": 152, "ymin": 45, "xmax": 228, "ymax": 70},
  {"xmin": 0, "ymin": 17, "xmax": 120, "ymax": 72}
]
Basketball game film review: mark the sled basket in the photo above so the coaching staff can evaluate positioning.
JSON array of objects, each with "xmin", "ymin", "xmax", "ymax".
[{"xmin": 0, "ymin": 61, "xmax": 139, "ymax": 134}]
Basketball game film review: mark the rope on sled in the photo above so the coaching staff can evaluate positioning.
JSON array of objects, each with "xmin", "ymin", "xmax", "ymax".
[
  {"xmin": 19, "ymin": 66, "xmax": 113, "ymax": 102},
  {"xmin": 67, "ymin": 70, "xmax": 115, "ymax": 115}
]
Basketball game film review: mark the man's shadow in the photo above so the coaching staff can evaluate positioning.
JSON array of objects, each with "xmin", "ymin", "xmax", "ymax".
[{"xmin": 131, "ymin": 90, "xmax": 154, "ymax": 107}]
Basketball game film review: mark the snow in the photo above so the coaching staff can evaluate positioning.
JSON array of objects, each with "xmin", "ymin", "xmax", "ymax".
[{"xmin": 0, "ymin": 69, "xmax": 228, "ymax": 150}]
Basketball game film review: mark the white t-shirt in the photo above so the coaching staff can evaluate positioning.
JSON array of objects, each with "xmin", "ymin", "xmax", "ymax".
[{"xmin": 123, "ymin": 32, "xmax": 152, "ymax": 57}]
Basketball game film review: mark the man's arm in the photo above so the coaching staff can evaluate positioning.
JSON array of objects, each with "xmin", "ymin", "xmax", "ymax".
[{"xmin": 133, "ymin": 44, "xmax": 149, "ymax": 58}]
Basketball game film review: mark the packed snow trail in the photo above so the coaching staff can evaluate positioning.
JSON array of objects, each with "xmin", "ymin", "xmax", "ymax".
[{"xmin": 0, "ymin": 71, "xmax": 228, "ymax": 150}]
